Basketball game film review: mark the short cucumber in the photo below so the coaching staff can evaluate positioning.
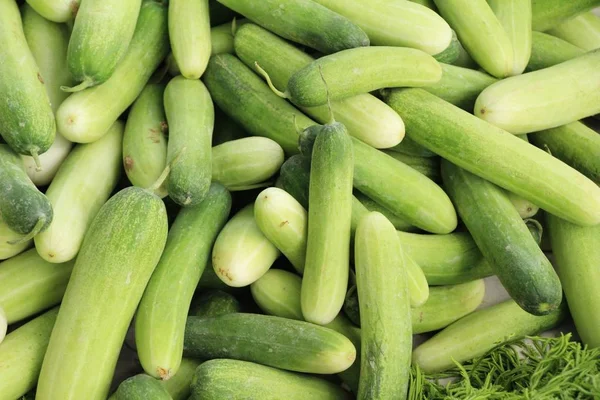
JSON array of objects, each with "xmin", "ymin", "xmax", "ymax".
[
  {"xmin": 0, "ymin": 248, "xmax": 73, "ymax": 324},
  {"xmin": 0, "ymin": 218, "xmax": 30, "ymax": 261},
  {"xmin": 36, "ymin": 187, "xmax": 169, "ymax": 400},
  {"xmin": 66, "ymin": 0, "xmax": 142, "ymax": 90},
  {"xmin": 161, "ymin": 358, "xmax": 201, "ymax": 400},
  {"xmin": 189, "ymin": 290, "xmax": 241, "ymax": 318},
  {"xmin": 488, "ymin": 0, "xmax": 532, "ymax": 75},
  {"xmin": 184, "ymin": 313, "xmax": 356, "ymax": 374},
  {"xmin": 24, "ymin": 0, "xmax": 79, "ymax": 23},
  {"xmin": 34, "ymin": 121, "xmax": 123, "ymax": 263},
  {"xmin": 113, "ymin": 374, "xmax": 172, "ymax": 400},
  {"xmin": 385, "ymin": 88, "xmax": 600, "ymax": 226},
  {"xmin": 381, "ymin": 152, "xmax": 441, "ymax": 182},
  {"xmin": 548, "ymin": 11, "xmax": 600, "ymax": 51},
  {"xmin": 355, "ymin": 212, "xmax": 411, "ymax": 399},
  {"xmin": 136, "ymin": 183, "xmax": 231, "ymax": 380},
  {"xmin": 353, "ymin": 192, "xmax": 416, "ymax": 232},
  {"xmin": 527, "ymin": 32, "xmax": 585, "ymax": 72},
  {"xmin": 531, "ymin": 0, "xmax": 600, "ymax": 32},
  {"xmin": 56, "ymin": 0, "xmax": 169, "ymax": 143},
  {"xmin": 164, "ymin": 76, "xmax": 214, "ymax": 206},
  {"xmin": 191, "ymin": 359, "xmax": 351, "ymax": 400},
  {"xmin": 216, "ymin": 0, "xmax": 369, "ymax": 54}
]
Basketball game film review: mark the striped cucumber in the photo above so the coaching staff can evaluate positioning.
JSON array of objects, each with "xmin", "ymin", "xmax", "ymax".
[
  {"xmin": 548, "ymin": 11, "xmax": 600, "ymax": 51},
  {"xmin": 136, "ymin": 183, "xmax": 231, "ymax": 380},
  {"xmin": 531, "ymin": 0, "xmax": 600, "ymax": 32},
  {"xmin": 189, "ymin": 290, "xmax": 241, "ymax": 318},
  {"xmin": 0, "ymin": 0, "xmax": 55, "ymax": 162},
  {"xmin": 36, "ymin": 187, "xmax": 169, "ymax": 400},
  {"xmin": 56, "ymin": 0, "xmax": 169, "ymax": 143},
  {"xmin": 381, "ymin": 152, "xmax": 441, "ymax": 182},
  {"xmin": 385, "ymin": 88, "xmax": 600, "ymax": 226},
  {"xmin": 488, "ymin": 0, "xmax": 532, "ymax": 75},
  {"xmin": 353, "ymin": 192, "xmax": 416, "ymax": 232},
  {"xmin": 113, "ymin": 375, "xmax": 172, "ymax": 400},
  {"xmin": 355, "ymin": 212, "xmax": 411, "ymax": 399},
  {"xmin": 66, "ymin": 0, "xmax": 142, "ymax": 91},
  {"xmin": 164, "ymin": 76, "xmax": 214, "ymax": 206},
  {"xmin": 527, "ymin": 32, "xmax": 585, "ymax": 72},
  {"xmin": 161, "ymin": 358, "xmax": 201, "ymax": 400},
  {"xmin": 25, "ymin": 0, "xmax": 79, "ymax": 23},
  {"xmin": 34, "ymin": 121, "xmax": 123, "ymax": 263}
]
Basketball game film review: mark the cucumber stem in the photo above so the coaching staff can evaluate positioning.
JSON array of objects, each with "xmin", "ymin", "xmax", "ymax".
[
  {"xmin": 7, "ymin": 217, "xmax": 45, "ymax": 245},
  {"xmin": 29, "ymin": 148, "xmax": 42, "ymax": 171},
  {"xmin": 231, "ymin": 17, "xmax": 238, "ymax": 36},
  {"xmin": 146, "ymin": 147, "xmax": 186, "ymax": 195},
  {"xmin": 61, "ymin": 77, "xmax": 95, "ymax": 93},
  {"xmin": 254, "ymin": 62, "xmax": 289, "ymax": 99},
  {"xmin": 317, "ymin": 65, "xmax": 335, "ymax": 124}
]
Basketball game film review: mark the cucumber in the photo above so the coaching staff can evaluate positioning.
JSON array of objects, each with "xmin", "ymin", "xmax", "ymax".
[
  {"xmin": 409, "ymin": 0, "xmax": 437, "ymax": 10},
  {"xmin": 191, "ymin": 359, "xmax": 351, "ymax": 400},
  {"xmin": 36, "ymin": 187, "xmax": 169, "ymax": 400},
  {"xmin": 381, "ymin": 152, "xmax": 441, "ymax": 182},
  {"xmin": 164, "ymin": 76, "xmax": 214, "ymax": 207},
  {"xmin": 531, "ymin": 0, "xmax": 600, "ymax": 32},
  {"xmin": 353, "ymin": 192, "xmax": 416, "ymax": 232},
  {"xmin": 385, "ymin": 88, "xmax": 600, "ymax": 226},
  {"xmin": 433, "ymin": 30, "xmax": 460, "ymax": 64},
  {"xmin": 212, "ymin": 107, "xmax": 247, "ymax": 146},
  {"xmin": 488, "ymin": 0, "xmax": 532, "ymax": 75},
  {"xmin": 34, "ymin": 121, "xmax": 123, "ymax": 263},
  {"xmin": 527, "ymin": 32, "xmax": 585, "ymax": 72},
  {"xmin": 529, "ymin": 121, "xmax": 600, "ymax": 184},
  {"xmin": 203, "ymin": 54, "xmax": 314, "ymax": 155},
  {"xmin": 169, "ymin": 0, "xmax": 211, "ymax": 79},
  {"xmin": 0, "ymin": 0, "xmax": 55, "ymax": 161},
  {"xmin": 355, "ymin": 212, "xmax": 411, "ymax": 399},
  {"xmin": 161, "ymin": 358, "xmax": 201, "ymax": 400},
  {"xmin": 212, "ymin": 137, "xmax": 284, "ymax": 190},
  {"xmin": 56, "ymin": 0, "xmax": 169, "ymax": 143},
  {"xmin": 0, "ymin": 307, "xmax": 4, "ymax": 343},
  {"xmin": 0, "ymin": 145, "xmax": 53, "ymax": 239},
  {"xmin": 197, "ymin": 263, "xmax": 231, "ymax": 291},
  {"xmin": 184, "ymin": 313, "xmax": 356, "ymax": 374},
  {"xmin": 302, "ymin": 122, "xmax": 354, "ymax": 325},
  {"xmin": 412, "ymin": 299, "xmax": 566, "ymax": 373},
  {"xmin": 548, "ymin": 11, "xmax": 600, "ymax": 51},
  {"xmin": 216, "ymin": 0, "xmax": 369, "ymax": 54},
  {"xmin": 123, "ymin": 84, "xmax": 168, "ymax": 197},
  {"xmin": 0, "ymin": 248, "xmax": 73, "ymax": 324},
  {"xmin": 278, "ymin": 155, "xmax": 311, "ymax": 209},
  {"xmin": 434, "ymin": 0, "xmax": 514, "ymax": 78},
  {"xmin": 507, "ymin": 190, "xmax": 540, "ymax": 219},
  {"xmin": 387, "ymin": 136, "xmax": 437, "ymax": 158},
  {"xmin": 212, "ymin": 204, "xmax": 280, "ymax": 287},
  {"xmin": 312, "ymin": 0, "xmax": 451, "ymax": 55},
  {"xmin": 0, "ymin": 219, "xmax": 30, "ymax": 261},
  {"xmin": 113, "ymin": 374, "xmax": 172, "ymax": 400},
  {"xmin": 189, "ymin": 290, "xmax": 241, "ymax": 318},
  {"xmin": 403, "ymin": 252, "xmax": 430, "ymax": 308},
  {"xmin": 136, "ymin": 183, "xmax": 231, "ymax": 380},
  {"xmin": 24, "ymin": 0, "xmax": 79, "ymax": 23},
  {"xmin": 251, "ymin": 269, "xmax": 303, "ymax": 320},
  {"xmin": 66, "ymin": 0, "xmax": 142, "ymax": 91}
]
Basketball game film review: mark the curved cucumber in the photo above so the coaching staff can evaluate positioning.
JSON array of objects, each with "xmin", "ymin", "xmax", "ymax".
[
  {"xmin": 113, "ymin": 374, "xmax": 172, "ymax": 400},
  {"xmin": 488, "ymin": 0, "xmax": 532, "ymax": 75},
  {"xmin": 36, "ymin": 187, "xmax": 168, "ymax": 400},
  {"xmin": 548, "ymin": 11, "xmax": 600, "ymax": 51},
  {"xmin": 25, "ymin": 0, "xmax": 79, "ymax": 23},
  {"xmin": 0, "ymin": 219, "xmax": 30, "ymax": 260},
  {"xmin": 189, "ymin": 290, "xmax": 241, "ymax": 318},
  {"xmin": 531, "ymin": 0, "xmax": 600, "ymax": 32},
  {"xmin": 136, "ymin": 184, "xmax": 231, "ymax": 380},
  {"xmin": 353, "ymin": 192, "xmax": 416, "ymax": 232},
  {"xmin": 56, "ymin": 1, "xmax": 169, "ymax": 143},
  {"xmin": 161, "ymin": 358, "xmax": 200, "ymax": 400},
  {"xmin": 527, "ymin": 31, "xmax": 585, "ymax": 72},
  {"xmin": 34, "ymin": 121, "xmax": 123, "ymax": 263}
]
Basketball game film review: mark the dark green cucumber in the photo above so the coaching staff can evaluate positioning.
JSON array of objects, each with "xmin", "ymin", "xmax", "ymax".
[
  {"xmin": 353, "ymin": 192, "xmax": 416, "ymax": 232},
  {"xmin": 189, "ymin": 290, "xmax": 241, "ymax": 318},
  {"xmin": 433, "ymin": 30, "xmax": 460, "ymax": 64},
  {"xmin": 278, "ymin": 155, "xmax": 312, "ymax": 209},
  {"xmin": 25, "ymin": 0, "xmax": 80, "ymax": 23},
  {"xmin": 113, "ymin": 374, "xmax": 171, "ymax": 400},
  {"xmin": 531, "ymin": 0, "xmax": 600, "ymax": 31},
  {"xmin": 526, "ymin": 32, "xmax": 585, "ymax": 72}
]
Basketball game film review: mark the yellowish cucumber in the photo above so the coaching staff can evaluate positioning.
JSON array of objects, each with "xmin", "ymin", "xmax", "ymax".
[
  {"xmin": 548, "ymin": 11, "xmax": 600, "ymax": 51},
  {"xmin": 527, "ymin": 31, "xmax": 585, "ymax": 72},
  {"xmin": 531, "ymin": 0, "xmax": 600, "ymax": 32},
  {"xmin": 353, "ymin": 192, "xmax": 416, "ymax": 232},
  {"xmin": 25, "ymin": 0, "xmax": 80, "ymax": 23},
  {"xmin": 488, "ymin": 0, "xmax": 532, "ymax": 75}
]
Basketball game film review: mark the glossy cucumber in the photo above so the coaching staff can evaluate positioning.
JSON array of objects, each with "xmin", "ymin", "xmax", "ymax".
[
  {"xmin": 113, "ymin": 374, "xmax": 171, "ymax": 400},
  {"xmin": 548, "ymin": 11, "xmax": 600, "ymax": 51},
  {"xmin": 0, "ymin": 218, "xmax": 30, "ymax": 260},
  {"xmin": 526, "ymin": 31, "xmax": 585, "ymax": 72},
  {"xmin": 189, "ymin": 290, "xmax": 241, "ymax": 318},
  {"xmin": 531, "ymin": 0, "xmax": 600, "ymax": 32},
  {"xmin": 488, "ymin": 0, "xmax": 532, "ymax": 75},
  {"xmin": 353, "ymin": 192, "xmax": 416, "ymax": 232},
  {"xmin": 161, "ymin": 358, "xmax": 201, "ymax": 400},
  {"xmin": 25, "ymin": 0, "xmax": 79, "ymax": 23}
]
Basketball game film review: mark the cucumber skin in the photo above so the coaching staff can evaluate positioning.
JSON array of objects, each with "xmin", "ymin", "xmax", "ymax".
[
  {"xmin": 136, "ymin": 183, "xmax": 231, "ymax": 380},
  {"xmin": 385, "ymin": 88, "xmax": 600, "ymax": 226},
  {"xmin": 25, "ymin": 0, "xmax": 80, "ymax": 23},
  {"xmin": 161, "ymin": 358, "xmax": 200, "ymax": 400},
  {"xmin": 184, "ymin": 313, "xmax": 356, "ymax": 374},
  {"xmin": 189, "ymin": 290, "xmax": 241, "ymax": 318},
  {"xmin": 164, "ymin": 77, "xmax": 214, "ymax": 207},
  {"xmin": 527, "ymin": 32, "xmax": 585, "ymax": 72},
  {"xmin": 0, "ymin": 219, "xmax": 30, "ymax": 260},
  {"xmin": 278, "ymin": 155, "xmax": 311, "ymax": 209},
  {"xmin": 113, "ymin": 374, "xmax": 171, "ymax": 400},
  {"xmin": 353, "ymin": 192, "xmax": 416, "ymax": 232},
  {"xmin": 387, "ymin": 135, "xmax": 436, "ymax": 158},
  {"xmin": 36, "ymin": 187, "xmax": 168, "ymax": 400},
  {"xmin": 434, "ymin": 30, "xmax": 460, "ymax": 64},
  {"xmin": 531, "ymin": 0, "xmax": 600, "ymax": 32},
  {"xmin": 548, "ymin": 11, "xmax": 600, "ymax": 51},
  {"xmin": 488, "ymin": 0, "xmax": 532, "ymax": 75},
  {"xmin": 216, "ymin": 0, "xmax": 369, "ymax": 54},
  {"xmin": 0, "ymin": 0, "xmax": 55, "ymax": 157},
  {"xmin": 381, "ymin": 152, "xmax": 441, "ymax": 182}
]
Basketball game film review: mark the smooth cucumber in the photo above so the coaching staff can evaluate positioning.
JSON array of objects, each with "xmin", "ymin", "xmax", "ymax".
[
  {"xmin": 433, "ymin": 30, "xmax": 460, "ymax": 64},
  {"xmin": 25, "ymin": 0, "xmax": 79, "ymax": 22},
  {"xmin": 488, "ymin": 0, "xmax": 532, "ymax": 75},
  {"xmin": 381, "ymin": 152, "xmax": 441, "ymax": 182},
  {"xmin": 161, "ymin": 358, "xmax": 200, "ymax": 400},
  {"xmin": 278, "ymin": 155, "xmax": 311, "ymax": 209},
  {"xmin": 189, "ymin": 290, "xmax": 241, "ymax": 318},
  {"xmin": 0, "ymin": 218, "xmax": 30, "ymax": 260},
  {"xmin": 531, "ymin": 0, "xmax": 600, "ymax": 32},
  {"xmin": 507, "ymin": 190, "xmax": 540, "ymax": 219},
  {"xmin": 387, "ymin": 136, "xmax": 437, "ymax": 158},
  {"xmin": 36, "ymin": 187, "xmax": 168, "ymax": 400},
  {"xmin": 34, "ymin": 121, "xmax": 123, "ymax": 263},
  {"xmin": 527, "ymin": 31, "xmax": 585, "ymax": 72},
  {"xmin": 353, "ymin": 192, "xmax": 416, "ymax": 232},
  {"xmin": 0, "ymin": 308, "xmax": 4, "ymax": 344},
  {"xmin": 548, "ymin": 11, "xmax": 600, "ymax": 51},
  {"xmin": 113, "ymin": 374, "xmax": 172, "ymax": 400}
]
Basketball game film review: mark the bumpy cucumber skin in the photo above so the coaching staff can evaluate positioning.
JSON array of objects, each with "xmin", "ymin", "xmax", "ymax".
[
  {"xmin": 56, "ymin": 1, "xmax": 170, "ymax": 143},
  {"xmin": 136, "ymin": 184, "xmax": 231, "ymax": 380},
  {"xmin": 488, "ymin": 0, "xmax": 532, "ymax": 75},
  {"xmin": 549, "ymin": 11, "xmax": 600, "ymax": 51},
  {"xmin": 36, "ymin": 187, "xmax": 168, "ymax": 400},
  {"xmin": 164, "ymin": 77, "xmax": 214, "ymax": 207},
  {"xmin": 189, "ymin": 290, "xmax": 241, "ymax": 318},
  {"xmin": 527, "ymin": 32, "xmax": 585, "ymax": 72},
  {"xmin": 0, "ymin": 218, "xmax": 30, "ymax": 260},
  {"xmin": 114, "ymin": 374, "xmax": 172, "ymax": 400},
  {"xmin": 531, "ymin": 0, "xmax": 600, "ymax": 32},
  {"xmin": 161, "ymin": 358, "xmax": 200, "ymax": 400},
  {"xmin": 25, "ymin": 0, "xmax": 80, "ymax": 23},
  {"xmin": 184, "ymin": 313, "xmax": 356, "ymax": 374},
  {"xmin": 386, "ymin": 88, "xmax": 600, "ymax": 226},
  {"xmin": 0, "ymin": 0, "xmax": 55, "ymax": 158},
  {"xmin": 216, "ymin": 0, "xmax": 369, "ymax": 54}
]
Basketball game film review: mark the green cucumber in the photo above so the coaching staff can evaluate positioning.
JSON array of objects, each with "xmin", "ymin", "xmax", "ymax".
[
  {"xmin": 212, "ymin": 204, "xmax": 280, "ymax": 287},
  {"xmin": 203, "ymin": 54, "xmax": 314, "ymax": 155},
  {"xmin": 36, "ymin": 187, "xmax": 169, "ymax": 400},
  {"xmin": 0, "ymin": 248, "xmax": 73, "ymax": 324},
  {"xmin": 161, "ymin": 358, "xmax": 201, "ymax": 400},
  {"xmin": 216, "ymin": 0, "xmax": 369, "ymax": 54},
  {"xmin": 212, "ymin": 137, "xmax": 284, "ymax": 190},
  {"xmin": 403, "ymin": 252, "xmax": 430, "ymax": 308},
  {"xmin": 34, "ymin": 121, "xmax": 122, "ymax": 263},
  {"xmin": 0, "ymin": 307, "xmax": 58, "ymax": 400},
  {"xmin": 548, "ymin": 11, "xmax": 600, "ymax": 51},
  {"xmin": 507, "ymin": 190, "xmax": 540, "ymax": 218},
  {"xmin": 56, "ymin": 0, "xmax": 169, "ymax": 143},
  {"xmin": 547, "ymin": 214, "xmax": 600, "ymax": 348},
  {"xmin": 312, "ymin": 0, "xmax": 452, "ymax": 55},
  {"xmin": 136, "ymin": 183, "xmax": 231, "ymax": 379},
  {"xmin": 191, "ymin": 359, "xmax": 351, "ymax": 400},
  {"xmin": 251, "ymin": 269, "xmax": 303, "ymax": 320},
  {"xmin": 278, "ymin": 155, "xmax": 311, "ymax": 209},
  {"xmin": 184, "ymin": 313, "xmax": 356, "ymax": 374},
  {"xmin": 488, "ymin": 0, "xmax": 532, "ymax": 75},
  {"xmin": 25, "ymin": 0, "xmax": 79, "ymax": 23},
  {"xmin": 66, "ymin": 0, "xmax": 142, "ymax": 91},
  {"xmin": 197, "ymin": 262, "xmax": 231, "ymax": 291},
  {"xmin": 410, "ymin": 0, "xmax": 437, "ymax": 10},
  {"xmin": 381, "ymin": 152, "xmax": 441, "ymax": 182},
  {"xmin": 189, "ymin": 290, "xmax": 241, "ymax": 318},
  {"xmin": 433, "ymin": 30, "xmax": 460, "ymax": 64},
  {"xmin": 355, "ymin": 212, "xmax": 411, "ymax": 399},
  {"xmin": 531, "ymin": 0, "xmax": 600, "ymax": 32},
  {"xmin": 412, "ymin": 299, "xmax": 566, "ymax": 373},
  {"xmin": 164, "ymin": 76, "xmax": 214, "ymax": 207},
  {"xmin": 353, "ymin": 192, "xmax": 416, "ymax": 232},
  {"xmin": 123, "ymin": 84, "xmax": 168, "ymax": 197},
  {"xmin": 0, "ymin": 218, "xmax": 30, "ymax": 260},
  {"xmin": 434, "ymin": 0, "xmax": 513, "ymax": 78},
  {"xmin": 113, "ymin": 374, "xmax": 172, "ymax": 400},
  {"xmin": 0, "ymin": 307, "xmax": 4, "ymax": 344},
  {"xmin": 387, "ymin": 136, "xmax": 437, "ymax": 158},
  {"xmin": 302, "ymin": 122, "xmax": 354, "ymax": 325},
  {"xmin": 0, "ymin": 0, "xmax": 55, "ymax": 161},
  {"xmin": 527, "ymin": 31, "xmax": 585, "ymax": 72},
  {"xmin": 385, "ymin": 88, "xmax": 600, "ymax": 226},
  {"xmin": 169, "ymin": 0, "xmax": 211, "ymax": 79}
]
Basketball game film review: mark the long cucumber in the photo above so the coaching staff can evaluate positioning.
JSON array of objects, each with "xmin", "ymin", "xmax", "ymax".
[
  {"xmin": 531, "ymin": 0, "xmax": 600, "ymax": 32},
  {"xmin": 548, "ymin": 11, "xmax": 600, "ymax": 51},
  {"xmin": 488, "ymin": 0, "xmax": 532, "ymax": 75},
  {"xmin": 189, "ymin": 290, "xmax": 241, "ymax": 318},
  {"xmin": 527, "ymin": 31, "xmax": 585, "ymax": 72},
  {"xmin": 24, "ymin": 0, "xmax": 79, "ymax": 23}
]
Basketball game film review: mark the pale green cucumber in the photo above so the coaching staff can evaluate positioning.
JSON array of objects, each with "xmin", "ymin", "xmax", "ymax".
[
  {"xmin": 434, "ymin": 0, "xmax": 513, "ymax": 78},
  {"xmin": 527, "ymin": 31, "xmax": 585, "ymax": 72},
  {"xmin": 189, "ymin": 290, "xmax": 241, "ymax": 318},
  {"xmin": 113, "ymin": 374, "xmax": 172, "ymax": 400},
  {"xmin": 488, "ymin": 0, "xmax": 532, "ymax": 75},
  {"xmin": 212, "ymin": 204, "xmax": 280, "ymax": 287},
  {"xmin": 433, "ymin": 30, "xmax": 460, "ymax": 64},
  {"xmin": 36, "ymin": 187, "xmax": 168, "ymax": 400},
  {"xmin": 548, "ymin": 11, "xmax": 600, "ymax": 51},
  {"xmin": 385, "ymin": 88, "xmax": 600, "ymax": 226},
  {"xmin": 507, "ymin": 191, "xmax": 540, "ymax": 218},
  {"xmin": 381, "ymin": 152, "xmax": 441, "ymax": 182},
  {"xmin": 0, "ymin": 307, "xmax": 5, "ymax": 344},
  {"xmin": 136, "ymin": 184, "xmax": 231, "ymax": 380},
  {"xmin": 410, "ymin": 0, "xmax": 437, "ymax": 10},
  {"xmin": 0, "ymin": 219, "xmax": 30, "ymax": 260},
  {"xmin": 353, "ymin": 192, "xmax": 416, "ymax": 232},
  {"xmin": 532, "ymin": 0, "xmax": 600, "ymax": 32},
  {"xmin": 25, "ymin": 0, "xmax": 79, "ymax": 23},
  {"xmin": 403, "ymin": 252, "xmax": 430, "ymax": 308},
  {"xmin": 387, "ymin": 136, "xmax": 437, "ymax": 158},
  {"xmin": 162, "ymin": 358, "xmax": 201, "ymax": 400},
  {"xmin": 56, "ymin": 1, "xmax": 169, "ymax": 143},
  {"xmin": 209, "ymin": 0, "xmax": 237, "ymax": 25},
  {"xmin": 251, "ymin": 269, "xmax": 304, "ymax": 320},
  {"xmin": 0, "ymin": 248, "xmax": 73, "ymax": 324},
  {"xmin": 34, "ymin": 121, "xmax": 123, "ymax": 263},
  {"xmin": 169, "ymin": 0, "xmax": 211, "ymax": 79}
]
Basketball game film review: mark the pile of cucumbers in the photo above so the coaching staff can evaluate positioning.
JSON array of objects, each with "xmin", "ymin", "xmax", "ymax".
[{"xmin": 1, "ymin": 0, "xmax": 600, "ymax": 399}]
